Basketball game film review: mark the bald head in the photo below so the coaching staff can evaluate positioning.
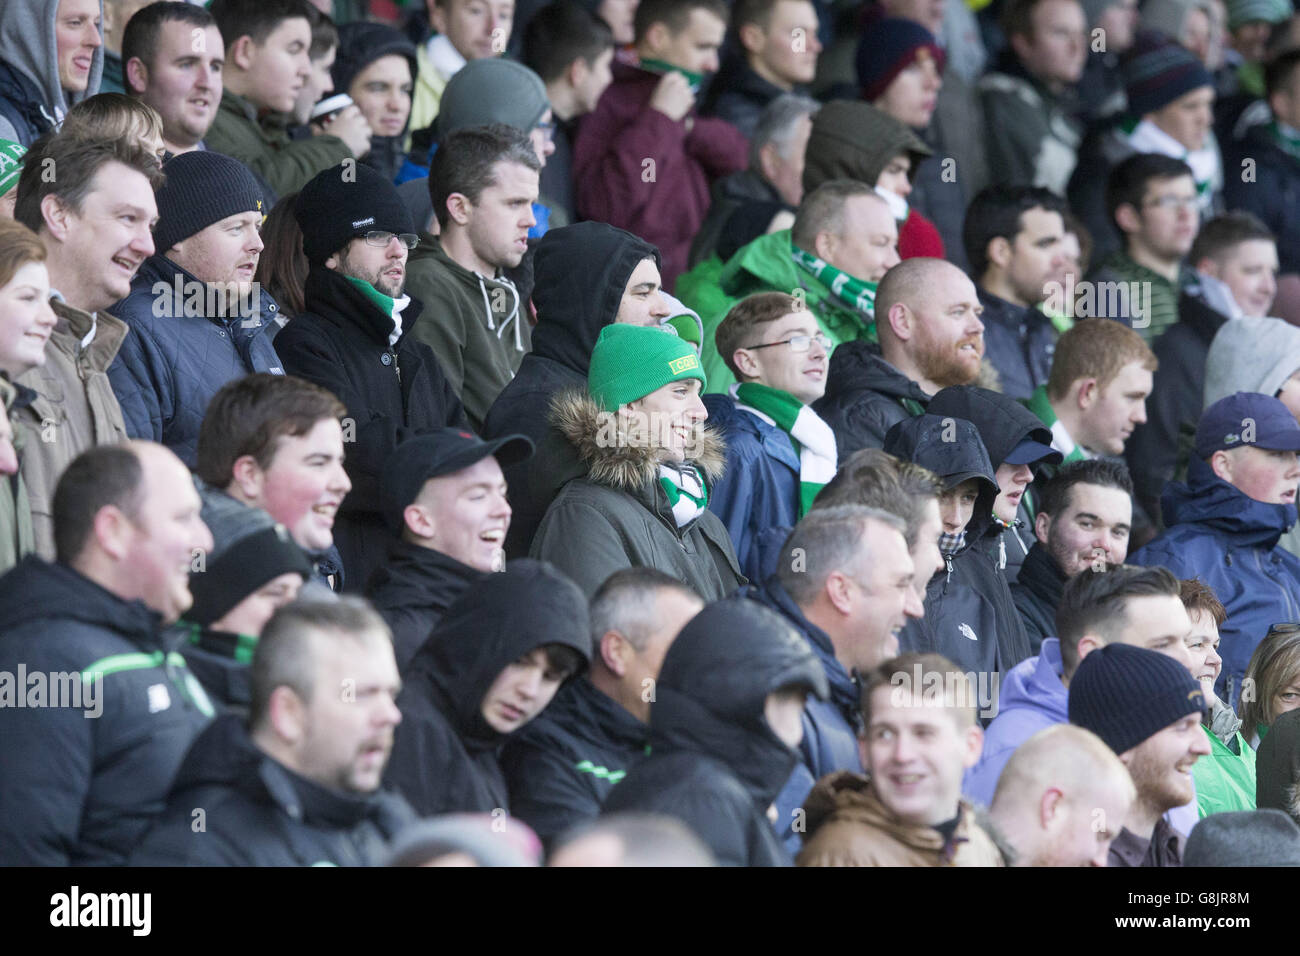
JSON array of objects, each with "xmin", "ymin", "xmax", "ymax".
[
  {"xmin": 875, "ymin": 258, "xmax": 972, "ymax": 333},
  {"xmin": 874, "ymin": 258, "xmax": 984, "ymax": 393},
  {"xmin": 988, "ymin": 724, "xmax": 1135, "ymax": 867}
]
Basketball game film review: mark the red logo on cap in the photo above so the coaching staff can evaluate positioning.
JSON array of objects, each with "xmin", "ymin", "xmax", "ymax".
[{"xmin": 457, "ymin": 431, "xmax": 473, "ymax": 439}]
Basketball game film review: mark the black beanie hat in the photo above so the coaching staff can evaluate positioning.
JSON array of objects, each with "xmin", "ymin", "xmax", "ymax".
[
  {"xmin": 331, "ymin": 22, "xmax": 418, "ymax": 101},
  {"xmin": 1068, "ymin": 643, "xmax": 1206, "ymax": 755},
  {"xmin": 154, "ymin": 151, "xmax": 264, "ymax": 253},
  {"xmin": 186, "ymin": 488, "xmax": 315, "ymax": 628},
  {"xmin": 295, "ymin": 162, "xmax": 414, "ymax": 265}
]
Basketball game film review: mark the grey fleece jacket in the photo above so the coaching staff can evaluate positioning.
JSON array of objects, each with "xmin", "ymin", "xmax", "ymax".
[{"xmin": 0, "ymin": 0, "xmax": 104, "ymax": 142}]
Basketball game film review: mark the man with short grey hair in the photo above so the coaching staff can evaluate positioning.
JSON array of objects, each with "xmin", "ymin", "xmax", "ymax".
[
  {"xmin": 745, "ymin": 503, "xmax": 923, "ymax": 850},
  {"xmin": 501, "ymin": 567, "xmax": 703, "ymax": 845}
]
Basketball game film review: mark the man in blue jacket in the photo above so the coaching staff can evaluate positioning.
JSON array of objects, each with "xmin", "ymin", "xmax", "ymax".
[
  {"xmin": 110, "ymin": 150, "xmax": 283, "ymax": 468},
  {"xmin": 1132, "ymin": 391, "xmax": 1300, "ymax": 706},
  {"xmin": 706, "ymin": 290, "xmax": 837, "ymax": 581},
  {"xmin": 746, "ymin": 503, "xmax": 922, "ymax": 852}
]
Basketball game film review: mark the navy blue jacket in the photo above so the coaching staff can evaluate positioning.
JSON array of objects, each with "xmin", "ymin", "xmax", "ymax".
[
  {"xmin": 109, "ymin": 256, "xmax": 284, "ymax": 468},
  {"xmin": 747, "ymin": 578, "xmax": 863, "ymax": 854},
  {"xmin": 705, "ymin": 394, "xmax": 801, "ymax": 583},
  {"xmin": 1131, "ymin": 456, "xmax": 1300, "ymax": 704},
  {"xmin": 1224, "ymin": 123, "xmax": 1300, "ymax": 276},
  {"xmin": 977, "ymin": 287, "xmax": 1057, "ymax": 401}
]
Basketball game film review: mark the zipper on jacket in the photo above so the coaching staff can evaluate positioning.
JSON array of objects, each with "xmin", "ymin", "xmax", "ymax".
[{"xmin": 389, "ymin": 348, "xmax": 401, "ymax": 383}]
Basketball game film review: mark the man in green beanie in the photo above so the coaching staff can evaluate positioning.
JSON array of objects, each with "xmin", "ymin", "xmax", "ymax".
[
  {"xmin": 531, "ymin": 323, "xmax": 744, "ymax": 599},
  {"xmin": 0, "ymin": 138, "xmax": 25, "ymax": 219}
]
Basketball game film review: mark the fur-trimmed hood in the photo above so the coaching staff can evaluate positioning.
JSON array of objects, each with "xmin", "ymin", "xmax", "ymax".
[{"xmin": 548, "ymin": 388, "xmax": 727, "ymax": 492}]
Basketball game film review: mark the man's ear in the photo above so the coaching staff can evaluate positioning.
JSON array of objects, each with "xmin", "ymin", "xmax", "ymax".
[
  {"xmin": 1195, "ymin": 255, "xmax": 1220, "ymax": 279},
  {"xmin": 229, "ymin": 34, "xmax": 259, "ymax": 73},
  {"xmin": 267, "ymin": 684, "xmax": 307, "ymax": 745},
  {"xmin": 732, "ymin": 345, "xmax": 761, "ymax": 380},
  {"xmin": 92, "ymin": 505, "xmax": 132, "ymax": 562},
  {"xmin": 1209, "ymin": 449, "xmax": 1233, "ymax": 483},
  {"xmin": 643, "ymin": 21, "xmax": 670, "ymax": 56},
  {"xmin": 962, "ymin": 723, "xmax": 984, "ymax": 769},
  {"xmin": 824, "ymin": 569, "xmax": 854, "ymax": 615},
  {"xmin": 738, "ymin": 21, "xmax": 766, "ymax": 55},
  {"xmin": 428, "ymin": 0, "xmax": 447, "ymax": 34},
  {"xmin": 230, "ymin": 454, "xmax": 265, "ymax": 501},
  {"xmin": 125, "ymin": 56, "xmax": 149, "ymax": 95},
  {"xmin": 1034, "ymin": 509, "xmax": 1051, "ymax": 545},
  {"xmin": 1039, "ymin": 785, "xmax": 1065, "ymax": 828},
  {"xmin": 757, "ymin": 141, "xmax": 780, "ymax": 186},
  {"xmin": 40, "ymin": 194, "xmax": 73, "ymax": 242},
  {"xmin": 1008, "ymin": 30, "xmax": 1032, "ymax": 66},
  {"xmin": 812, "ymin": 228, "xmax": 836, "ymax": 264},
  {"xmin": 986, "ymin": 235, "xmax": 1013, "ymax": 272},
  {"xmin": 1114, "ymin": 202, "xmax": 1141, "ymax": 236},
  {"xmin": 403, "ymin": 503, "xmax": 436, "ymax": 541},
  {"xmin": 599, "ymin": 630, "xmax": 630, "ymax": 677},
  {"xmin": 1074, "ymin": 376, "xmax": 1099, "ymax": 411},
  {"xmin": 1075, "ymin": 633, "xmax": 1103, "ymax": 663},
  {"xmin": 885, "ymin": 301, "xmax": 912, "ymax": 343},
  {"xmin": 445, "ymin": 191, "xmax": 474, "ymax": 227}
]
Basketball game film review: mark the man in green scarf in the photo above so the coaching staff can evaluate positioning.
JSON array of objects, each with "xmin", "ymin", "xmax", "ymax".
[
  {"xmin": 680, "ymin": 180, "xmax": 900, "ymax": 393},
  {"xmin": 704, "ymin": 291, "xmax": 836, "ymax": 580}
]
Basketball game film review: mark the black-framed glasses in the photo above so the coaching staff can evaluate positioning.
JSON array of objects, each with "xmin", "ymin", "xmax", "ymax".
[
  {"xmin": 742, "ymin": 332, "xmax": 831, "ymax": 354},
  {"xmin": 363, "ymin": 231, "xmax": 419, "ymax": 249}
]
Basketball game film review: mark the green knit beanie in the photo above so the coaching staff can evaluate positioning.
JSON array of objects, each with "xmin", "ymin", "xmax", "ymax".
[
  {"xmin": 588, "ymin": 324, "xmax": 707, "ymax": 411},
  {"xmin": 0, "ymin": 138, "xmax": 27, "ymax": 198}
]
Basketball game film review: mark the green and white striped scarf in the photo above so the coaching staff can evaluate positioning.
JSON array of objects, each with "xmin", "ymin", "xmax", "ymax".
[
  {"xmin": 659, "ymin": 463, "xmax": 708, "ymax": 527},
  {"xmin": 734, "ymin": 382, "xmax": 837, "ymax": 515},
  {"xmin": 791, "ymin": 243, "xmax": 879, "ymax": 317}
]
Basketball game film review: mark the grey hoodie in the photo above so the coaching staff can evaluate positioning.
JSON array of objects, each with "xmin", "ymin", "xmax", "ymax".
[
  {"xmin": 1203, "ymin": 316, "xmax": 1300, "ymax": 408},
  {"xmin": 0, "ymin": 0, "xmax": 104, "ymax": 142}
]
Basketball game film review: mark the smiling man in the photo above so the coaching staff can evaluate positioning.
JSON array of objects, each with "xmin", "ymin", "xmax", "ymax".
[
  {"xmin": 384, "ymin": 560, "xmax": 590, "ymax": 816},
  {"xmin": 109, "ymin": 150, "xmax": 283, "ymax": 468},
  {"xmin": 0, "ymin": 0, "xmax": 104, "ymax": 145},
  {"xmin": 1133, "ymin": 392, "xmax": 1300, "ymax": 706},
  {"xmin": 11, "ymin": 132, "xmax": 160, "ymax": 558},
  {"xmin": 132, "ymin": 598, "xmax": 418, "ymax": 866},
  {"xmin": 406, "ymin": 124, "xmax": 540, "ymax": 429},
  {"xmin": 122, "ymin": 2, "xmax": 224, "ymax": 156},
  {"xmin": 276, "ymin": 161, "xmax": 468, "ymax": 590},
  {"xmin": 368, "ymin": 428, "xmax": 534, "ymax": 671}
]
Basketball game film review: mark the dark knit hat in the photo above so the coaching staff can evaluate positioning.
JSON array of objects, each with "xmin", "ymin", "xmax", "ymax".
[
  {"xmin": 587, "ymin": 323, "xmax": 706, "ymax": 410},
  {"xmin": 1184, "ymin": 809, "xmax": 1300, "ymax": 865},
  {"xmin": 803, "ymin": 100, "xmax": 932, "ymax": 196},
  {"xmin": 331, "ymin": 22, "xmax": 418, "ymax": 100},
  {"xmin": 856, "ymin": 18, "xmax": 945, "ymax": 104},
  {"xmin": 1224, "ymin": 0, "xmax": 1293, "ymax": 29},
  {"xmin": 186, "ymin": 488, "xmax": 314, "ymax": 628},
  {"xmin": 436, "ymin": 58, "xmax": 550, "ymax": 138},
  {"xmin": 1068, "ymin": 643, "xmax": 1207, "ymax": 755},
  {"xmin": 153, "ymin": 151, "xmax": 264, "ymax": 253},
  {"xmin": 295, "ymin": 162, "xmax": 414, "ymax": 265},
  {"xmin": 381, "ymin": 427, "xmax": 534, "ymax": 533},
  {"xmin": 1256, "ymin": 707, "xmax": 1300, "ymax": 821},
  {"xmin": 1122, "ymin": 32, "xmax": 1214, "ymax": 119}
]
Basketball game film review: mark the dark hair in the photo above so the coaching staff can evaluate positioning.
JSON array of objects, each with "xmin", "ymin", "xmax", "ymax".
[
  {"xmin": 715, "ymin": 291, "xmax": 802, "ymax": 378},
  {"xmin": 1179, "ymin": 577, "xmax": 1227, "ymax": 627},
  {"xmin": 428, "ymin": 124, "xmax": 541, "ymax": 229},
  {"xmin": 860, "ymin": 652, "xmax": 977, "ymax": 727},
  {"xmin": 522, "ymin": 0, "xmax": 614, "ymax": 84},
  {"xmin": 249, "ymin": 597, "xmax": 393, "ymax": 733},
  {"xmin": 255, "ymin": 192, "xmax": 308, "ymax": 317},
  {"xmin": 1001, "ymin": 0, "xmax": 1054, "ymax": 38},
  {"xmin": 1240, "ymin": 624, "xmax": 1300, "ymax": 742},
  {"xmin": 1055, "ymin": 564, "xmax": 1180, "ymax": 678},
  {"xmin": 53, "ymin": 444, "xmax": 145, "ymax": 564},
  {"xmin": 122, "ymin": 1, "xmax": 217, "ymax": 77},
  {"xmin": 541, "ymin": 643, "xmax": 588, "ymax": 680},
  {"xmin": 633, "ymin": 0, "xmax": 729, "ymax": 43},
  {"xmin": 306, "ymin": 5, "xmax": 337, "ymax": 60},
  {"xmin": 1038, "ymin": 458, "xmax": 1134, "ymax": 518},
  {"xmin": 195, "ymin": 373, "xmax": 347, "ymax": 487},
  {"xmin": 962, "ymin": 184, "xmax": 1068, "ymax": 278},
  {"xmin": 1062, "ymin": 209, "xmax": 1093, "ymax": 273},
  {"xmin": 732, "ymin": 0, "xmax": 788, "ymax": 31},
  {"xmin": 813, "ymin": 448, "xmax": 940, "ymax": 548},
  {"xmin": 14, "ymin": 133, "xmax": 165, "ymax": 234},
  {"xmin": 1104, "ymin": 152, "xmax": 1195, "ymax": 232},
  {"xmin": 1266, "ymin": 47, "xmax": 1300, "ymax": 100},
  {"xmin": 209, "ymin": 0, "xmax": 314, "ymax": 51},
  {"xmin": 589, "ymin": 567, "xmax": 698, "ymax": 654},
  {"xmin": 1189, "ymin": 211, "xmax": 1275, "ymax": 267}
]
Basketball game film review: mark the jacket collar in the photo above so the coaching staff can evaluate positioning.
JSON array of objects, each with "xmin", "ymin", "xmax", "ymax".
[
  {"xmin": 302, "ymin": 265, "xmax": 425, "ymax": 348},
  {"xmin": 754, "ymin": 577, "xmax": 859, "ymax": 715},
  {"xmin": 1018, "ymin": 542, "xmax": 1067, "ymax": 608},
  {"xmin": 134, "ymin": 255, "xmax": 280, "ymax": 329},
  {"xmin": 48, "ymin": 294, "xmax": 128, "ymax": 369}
]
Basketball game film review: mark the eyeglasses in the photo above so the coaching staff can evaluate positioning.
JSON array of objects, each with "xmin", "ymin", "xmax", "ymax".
[
  {"xmin": 363, "ymin": 231, "xmax": 419, "ymax": 249},
  {"xmin": 534, "ymin": 120, "xmax": 556, "ymax": 141},
  {"xmin": 742, "ymin": 332, "xmax": 832, "ymax": 353},
  {"xmin": 1143, "ymin": 195, "xmax": 1199, "ymax": 212}
]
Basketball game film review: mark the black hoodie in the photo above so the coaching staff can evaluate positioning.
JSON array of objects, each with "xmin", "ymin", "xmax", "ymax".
[
  {"xmin": 131, "ymin": 713, "xmax": 417, "ymax": 866},
  {"xmin": 813, "ymin": 341, "xmax": 931, "ymax": 457},
  {"xmin": 365, "ymin": 539, "xmax": 485, "ymax": 673},
  {"xmin": 1009, "ymin": 541, "xmax": 1068, "ymax": 656},
  {"xmin": 484, "ymin": 222, "xmax": 660, "ymax": 556},
  {"xmin": 602, "ymin": 599, "xmax": 829, "ymax": 867},
  {"xmin": 383, "ymin": 560, "xmax": 592, "ymax": 816},
  {"xmin": 903, "ymin": 389, "xmax": 1060, "ymax": 682},
  {"xmin": 0, "ymin": 557, "xmax": 214, "ymax": 865}
]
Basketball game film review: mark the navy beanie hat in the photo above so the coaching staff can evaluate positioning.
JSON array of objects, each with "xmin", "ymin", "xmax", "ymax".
[
  {"xmin": 154, "ymin": 151, "xmax": 264, "ymax": 253},
  {"xmin": 856, "ymin": 18, "xmax": 945, "ymax": 103},
  {"xmin": 295, "ymin": 162, "xmax": 415, "ymax": 265},
  {"xmin": 1123, "ymin": 32, "xmax": 1215, "ymax": 118}
]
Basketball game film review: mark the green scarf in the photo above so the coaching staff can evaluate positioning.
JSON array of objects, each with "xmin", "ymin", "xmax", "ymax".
[
  {"xmin": 658, "ymin": 463, "xmax": 708, "ymax": 527},
  {"xmin": 791, "ymin": 243, "xmax": 878, "ymax": 318},
  {"xmin": 1270, "ymin": 121, "xmax": 1300, "ymax": 162},
  {"xmin": 639, "ymin": 58, "xmax": 704, "ymax": 93},
  {"xmin": 734, "ymin": 382, "xmax": 837, "ymax": 515}
]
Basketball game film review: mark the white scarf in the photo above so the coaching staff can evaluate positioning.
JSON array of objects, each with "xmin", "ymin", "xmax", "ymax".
[{"xmin": 1126, "ymin": 119, "xmax": 1222, "ymax": 206}]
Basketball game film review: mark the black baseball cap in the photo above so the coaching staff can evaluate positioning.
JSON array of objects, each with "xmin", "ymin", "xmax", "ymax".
[{"xmin": 381, "ymin": 428, "xmax": 534, "ymax": 533}]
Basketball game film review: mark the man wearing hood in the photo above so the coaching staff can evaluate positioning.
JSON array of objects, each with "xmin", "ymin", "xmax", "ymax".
[
  {"xmin": 404, "ymin": 124, "xmax": 539, "ymax": 429},
  {"xmin": 0, "ymin": 0, "xmax": 104, "ymax": 145},
  {"xmin": 602, "ymin": 598, "xmax": 830, "ymax": 866},
  {"xmin": 531, "ymin": 323, "xmax": 745, "ymax": 599},
  {"xmin": 887, "ymin": 391, "xmax": 1061, "ymax": 685},
  {"xmin": 132, "ymin": 599, "xmax": 417, "ymax": 865},
  {"xmin": 1132, "ymin": 392, "xmax": 1300, "ymax": 706},
  {"xmin": 367, "ymin": 428, "xmax": 533, "ymax": 672},
  {"xmin": 815, "ymin": 257, "xmax": 984, "ymax": 457},
  {"xmin": 0, "ymin": 443, "xmax": 216, "ymax": 865},
  {"xmin": 484, "ymin": 220, "xmax": 668, "ymax": 555},
  {"xmin": 384, "ymin": 560, "xmax": 591, "ymax": 816},
  {"xmin": 276, "ymin": 162, "xmax": 468, "ymax": 591},
  {"xmin": 503, "ymin": 567, "xmax": 704, "ymax": 844},
  {"xmin": 330, "ymin": 21, "xmax": 418, "ymax": 184}
]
